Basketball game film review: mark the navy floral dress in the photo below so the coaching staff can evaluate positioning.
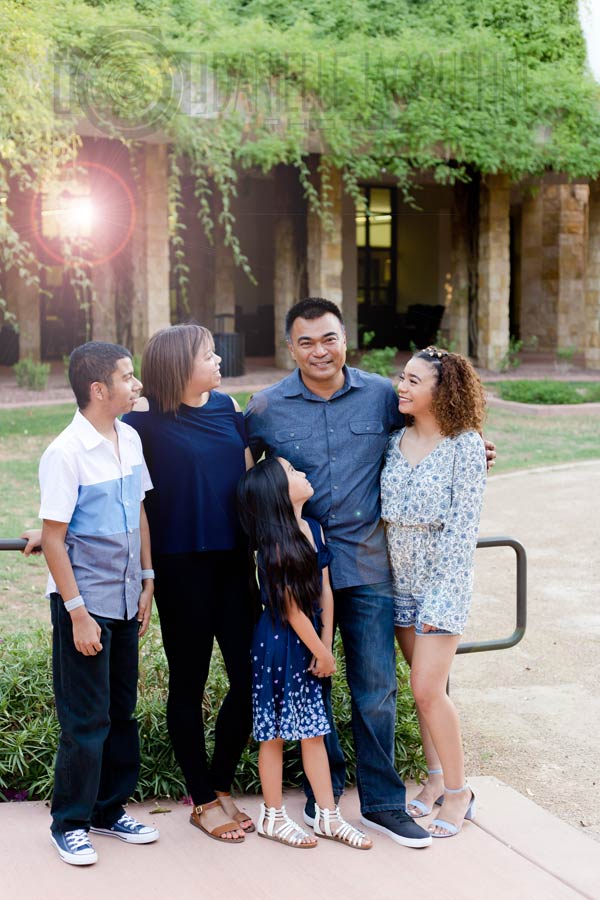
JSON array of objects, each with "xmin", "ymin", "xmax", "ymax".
[{"xmin": 251, "ymin": 517, "xmax": 332, "ymax": 742}]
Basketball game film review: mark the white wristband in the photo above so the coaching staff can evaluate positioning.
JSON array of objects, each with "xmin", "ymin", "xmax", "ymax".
[
  {"xmin": 141, "ymin": 569, "xmax": 155, "ymax": 580},
  {"xmin": 64, "ymin": 595, "xmax": 85, "ymax": 612}
]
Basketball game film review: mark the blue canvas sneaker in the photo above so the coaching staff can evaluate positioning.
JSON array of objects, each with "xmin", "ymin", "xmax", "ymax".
[
  {"xmin": 90, "ymin": 812, "xmax": 159, "ymax": 844},
  {"xmin": 51, "ymin": 829, "xmax": 98, "ymax": 865}
]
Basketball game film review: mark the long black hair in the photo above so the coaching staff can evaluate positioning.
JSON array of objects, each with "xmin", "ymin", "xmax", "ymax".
[{"xmin": 237, "ymin": 458, "xmax": 321, "ymax": 625}]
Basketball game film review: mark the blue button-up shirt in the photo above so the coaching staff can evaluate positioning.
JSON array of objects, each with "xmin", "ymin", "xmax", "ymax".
[{"xmin": 245, "ymin": 366, "xmax": 403, "ymax": 590}]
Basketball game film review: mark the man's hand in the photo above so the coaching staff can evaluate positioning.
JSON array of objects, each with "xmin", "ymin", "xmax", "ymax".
[
  {"xmin": 137, "ymin": 582, "xmax": 154, "ymax": 637},
  {"xmin": 20, "ymin": 528, "xmax": 42, "ymax": 556},
  {"xmin": 70, "ymin": 606, "xmax": 103, "ymax": 656},
  {"xmin": 484, "ymin": 439, "xmax": 496, "ymax": 471}
]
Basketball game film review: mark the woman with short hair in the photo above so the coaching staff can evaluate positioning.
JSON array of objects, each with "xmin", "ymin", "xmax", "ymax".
[{"xmin": 124, "ymin": 323, "xmax": 255, "ymax": 843}]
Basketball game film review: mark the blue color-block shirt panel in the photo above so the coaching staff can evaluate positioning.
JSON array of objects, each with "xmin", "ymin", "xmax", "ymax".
[
  {"xmin": 39, "ymin": 411, "xmax": 152, "ymax": 620},
  {"xmin": 245, "ymin": 367, "xmax": 403, "ymax": 590}
]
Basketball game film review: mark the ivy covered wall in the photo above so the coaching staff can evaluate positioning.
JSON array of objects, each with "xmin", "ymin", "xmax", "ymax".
[{"xmin": 1, "ymin": 0, "xmax": 600, "ymax": 321}]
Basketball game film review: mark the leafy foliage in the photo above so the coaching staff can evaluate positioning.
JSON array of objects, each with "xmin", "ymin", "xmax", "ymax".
[
  {"xmin": 0, "ymin": 624, "xmax": 425, "ymax": 802},
  {"xmin": 1, "ymin": 0, "xmax": 599, "ymax": 317},
  {"xmin": 12, "ymin": 358, "xmax": 51, "ymax": 390},
  {"xmin": 493, "ymin": 379, "xmax": 600, "ymax": 404}
]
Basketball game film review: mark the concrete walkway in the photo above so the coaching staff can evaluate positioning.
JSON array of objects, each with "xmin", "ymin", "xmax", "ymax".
[{"xmin": 2, "ymin": 780, "xmax": 600, "ymax": 899}]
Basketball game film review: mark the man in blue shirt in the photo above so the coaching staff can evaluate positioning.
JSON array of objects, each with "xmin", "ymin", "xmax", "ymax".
[{"xmin": 245, "ymin": 298, "xmax": 433, "ymax": 847}]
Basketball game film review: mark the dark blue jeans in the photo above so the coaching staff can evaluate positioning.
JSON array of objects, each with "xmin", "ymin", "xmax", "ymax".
[
  {"xmin": 305, "ymin": 581, "xmax": 406, "ymax": 813},
  {"xmin": 50, "ymin": 594, "xmax": 140, "ymax": 834}
]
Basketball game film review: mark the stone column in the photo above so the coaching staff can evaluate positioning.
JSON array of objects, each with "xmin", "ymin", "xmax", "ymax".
[
  {"xmin": 477, "ymin": 174, "xmax": 510, "ymax": 370},
  {"xmin": 130, "ymin": 144, "xmax": 170, "ymax": 353},
  {"xmin": 213, "ymin": 231, "xmax": 236, "ymax": 330},
  {"xmin": 273, "ymin": 217, "xmax": 296, "ymax": 369},
  {"xmin": 307, "ymin": 163, "xmax": 344, "ymax": 309},
  {"xmin": 4, "ymin": 188, "xmax": 41, "ymax": 360},
  {"xmin": 448, "ymin": 183, "xmax": 470, "ymax": 355},
  {"xmin": 341, "ymin": 190, "xmax": 358, "ymax": 350},
  {"xmin": 520, "ymin": 190, "xmax": 544, "ymax": 347},
  {"xmin": 556, "ymin": 184, "xmax": 587, "ymax": 352},
  {"xmin": 5, "ymin": 267, "xmax": 40, "ymax": 360},
  {"xmin": 585, "ymin": 181, "xmax": 600, "ymax": 369},
  {"xmin": 91, "ymin": 259, "xmax": 117, "ymax": 342}
]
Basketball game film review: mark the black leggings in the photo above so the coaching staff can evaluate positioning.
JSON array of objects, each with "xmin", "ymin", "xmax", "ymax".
[{"xmin": 154, "ymin": 550, "xmax": 254, "ymax": 805}]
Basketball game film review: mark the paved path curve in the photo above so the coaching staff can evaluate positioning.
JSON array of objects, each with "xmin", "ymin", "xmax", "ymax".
[{"xmin": 455, "ymin": 460, "xmax": 600, "ymax": 843}]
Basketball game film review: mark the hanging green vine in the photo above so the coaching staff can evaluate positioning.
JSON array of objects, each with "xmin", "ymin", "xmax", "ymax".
[{"xmin": 1, "ymin": 0, "xmax": 600, "ymax": 322}]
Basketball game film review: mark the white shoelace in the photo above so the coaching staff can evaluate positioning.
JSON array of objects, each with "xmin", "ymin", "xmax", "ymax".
[
  {"xmin": 65, "ymin": 829, "xmax": 92, "ymax": 850},
  {"xmin": 117, "ymin": 813, "xmax": 142, "ymax": 830}
]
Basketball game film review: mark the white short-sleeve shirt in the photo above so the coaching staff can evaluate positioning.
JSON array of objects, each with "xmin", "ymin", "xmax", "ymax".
[{"xmin": 39, "ymin": 410, "xmax": 152, "ymax": 619}]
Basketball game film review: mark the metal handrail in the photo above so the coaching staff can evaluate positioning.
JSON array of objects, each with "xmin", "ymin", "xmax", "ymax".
[
  {"xmin": 0, "ymin": 539, "xmax": 28, "ymax": 551},
  {"xmin": 0, "ymin": 536, "xmax": 527, "ymax": 655},
  {"xmin": 457, "ymin": 536, "xmax": 527, "ymax": 655}
]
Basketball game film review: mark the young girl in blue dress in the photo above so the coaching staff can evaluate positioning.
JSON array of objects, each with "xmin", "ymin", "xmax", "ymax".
[{"xmin": 238, "ymin": 457, "xmax": 372, "ymax": 850}]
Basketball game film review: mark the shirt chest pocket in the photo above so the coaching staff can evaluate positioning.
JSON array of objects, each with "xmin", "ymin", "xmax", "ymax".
[
  {"xmin": 274, "ymin": 426, "xmax": 313, "ymax": 466},
  {"xmin": 349, "ymin": 420, "xmax": 385, "ymax": 463}
]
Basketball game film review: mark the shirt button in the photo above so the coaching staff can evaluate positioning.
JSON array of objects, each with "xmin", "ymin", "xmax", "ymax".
[
  {"xmin": 290, "ymin": 432, "xmax": 295, "ymax": 437},
  {"xmin": 333, "ymin": 485, "xmax": 338, "ymax": 490},
  {"xmin": 130, "ymin": 553, "xmax": 134, "ymax": 559},
  {"xmin": 331, "ymin": 456, "xmax": 336, "ymax": 461},
  {"xmin": 329, "ymin": 428, "xmax": 334, "ymax": 433},
  {"xmin": 126, "ymin": 578, "xmax": 130, "ymax": 583},
  {"xmin": 331, "ymin": 514, "xmax": 336, "ymax": 520},
  {"xmin": 128, "ymin": 528, "xmax": 133, "ymax": 534}
]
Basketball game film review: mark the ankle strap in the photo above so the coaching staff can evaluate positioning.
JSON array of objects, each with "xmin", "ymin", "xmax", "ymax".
[
  {"xmin": 428, "ymin": 768, "xmax": 442, "ymax": 776},
  {"xmin": 444, "ymin": 783, "xmax": 469, "ymax": 794}
]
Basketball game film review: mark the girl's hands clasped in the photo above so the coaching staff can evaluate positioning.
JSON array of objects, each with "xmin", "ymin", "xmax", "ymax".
[{"xmin": 309, "ymin": 650, "xmax": 336, "ymax": 678}]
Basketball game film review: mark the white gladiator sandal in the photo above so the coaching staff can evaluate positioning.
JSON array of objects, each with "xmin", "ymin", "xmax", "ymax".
[
  {"xmin": 313, "ymin": 804, "xmax": 373, "ymax": 849},
  {"xmin": 257, "ymin": 803, "xmax": 317, "ymax": 848}
]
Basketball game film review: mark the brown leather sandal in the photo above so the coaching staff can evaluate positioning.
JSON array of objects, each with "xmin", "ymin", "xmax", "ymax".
[
  {"xmin": 189, "ymin": 799, "xmax": 245, "ymax": 843},
  {"xmin": 217, "ymin": 793, "xmax": 256, "ymax": 833}
]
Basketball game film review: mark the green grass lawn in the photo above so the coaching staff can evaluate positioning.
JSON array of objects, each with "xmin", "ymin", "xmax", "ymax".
[
  {"xmin": 486, "ymin": 380, "xmax": 600, "ymax": 405},
  {"xmin": 1, "ymin": 398, "xmax": 599, "ymax": 633}
]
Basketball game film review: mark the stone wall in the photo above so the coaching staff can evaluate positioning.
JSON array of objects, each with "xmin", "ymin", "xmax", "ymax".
[
  {"xmin": 585, "ymin": 181, "xmax": 600, "ymax": 370},
  {"xmin": 307, "ymin": 164, "xmax": 344, "ymax": 308},
  {"xmin": 130, "ymin": 144, "xmax": 170, "ymax": 353},
  {"xmin": 521, "ymin": 184, "xmax": 588, "ymax": 353},
  {"xmin": 477, "ymin": 174, "xmax": 510, "ymax": 370}
]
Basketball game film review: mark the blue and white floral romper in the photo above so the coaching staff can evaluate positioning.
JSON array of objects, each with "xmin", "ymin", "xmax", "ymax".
[{"xmin": 381, "ymin": 428, "xmax": 487, "ymax": 635}]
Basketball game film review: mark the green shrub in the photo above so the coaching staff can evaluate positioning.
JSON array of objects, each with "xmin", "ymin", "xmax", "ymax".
[
  {"xmin": 360, "ymin": 331, "xmax": 398, "ymax": 378},
  {"xmin": 499, "ymin": 336, "xmax": 523, "ymax": 373},
  {"xmin": 493, "ymin": 380, "xmax": 600, "ymax": 405},
  {"xmin": 556, "ymin": 346, "xmax": 576, "ymax": 363},
  {"xmin": 13, "ymin": 359, "xmax": 51, "ymax": 391},
  {"xmin": 0, "ymin": 624, "xmax": 425, "ymax": 802}
]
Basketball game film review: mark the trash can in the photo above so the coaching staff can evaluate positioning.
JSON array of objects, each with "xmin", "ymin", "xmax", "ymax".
[{"xmin": 214, "ymin": 314, "xmax": 245, "ymax": 378}]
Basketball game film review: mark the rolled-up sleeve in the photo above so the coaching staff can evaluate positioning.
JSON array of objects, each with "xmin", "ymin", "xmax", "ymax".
[{"xmin": 420, "ymin": 432, "xmax": 487, "ymax": 632}]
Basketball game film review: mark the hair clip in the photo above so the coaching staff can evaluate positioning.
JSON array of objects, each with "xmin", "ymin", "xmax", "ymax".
[{"xmin": 422, "ymin": 346, "xmax": 448, "ymax": 360}]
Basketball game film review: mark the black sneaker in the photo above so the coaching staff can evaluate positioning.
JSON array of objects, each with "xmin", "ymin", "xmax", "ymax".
[
  {"xmin": 360, "ymin": 809, "xmax": 432, "ymax": 848},
  {"xmin": 51, "ymin": 829, "xmax": 98, "ymax": 865},
  {"xmin": 303, "ymin": 795, "xmax": 341, "ymax": 827}
]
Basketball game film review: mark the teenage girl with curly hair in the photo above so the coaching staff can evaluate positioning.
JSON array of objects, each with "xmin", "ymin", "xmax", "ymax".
[{"xmin": 380, "ymin": 347, "xmax": 487, "ymax": 839}]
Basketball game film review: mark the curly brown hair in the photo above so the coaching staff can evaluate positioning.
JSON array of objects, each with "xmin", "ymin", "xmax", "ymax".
[{"xmin": 405, "ymin": 347, "xmax": 486, "ymax": 437}]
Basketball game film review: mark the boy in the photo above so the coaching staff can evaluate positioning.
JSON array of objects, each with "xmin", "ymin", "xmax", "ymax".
[{"xmin": 39, "ymin": 341, "xmax": 158, "ymax": 865}]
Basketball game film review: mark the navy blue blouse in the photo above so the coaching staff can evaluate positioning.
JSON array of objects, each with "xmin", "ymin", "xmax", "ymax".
[{"xmin": 123, "ymin": 391, "xmax": 247, "ymax": 554}]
